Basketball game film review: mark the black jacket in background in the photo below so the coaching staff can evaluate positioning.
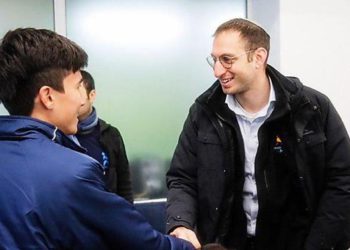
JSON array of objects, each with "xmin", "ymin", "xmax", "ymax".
[
  {"xmin": 99, "ymin": 119, "xmax": 133, "ymax": 203},
  {"xmin": 166, "ymin": 65, "xmax": 350, "ymax": 250}
]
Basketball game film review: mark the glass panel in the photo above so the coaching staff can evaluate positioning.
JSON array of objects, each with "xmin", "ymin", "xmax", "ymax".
[
  {"xmin": 66, "ymin": 0, "xmax": 246, "ymax": 199},
  {"xmin": 0, "ymin": 0, "xmax": 54, "ymax": 115}
]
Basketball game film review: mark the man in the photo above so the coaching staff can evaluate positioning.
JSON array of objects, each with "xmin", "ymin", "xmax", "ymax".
[
  {"xmin": 0, "ymin": 28, "xmax": 194, "ymax": 250},
  {"xmin": 76, "ymin": 70, "xmax": 133, "ymax": 203},
  {"xmin": 166, "ymin": 18, "xmax": 350, "ymax": 250}
]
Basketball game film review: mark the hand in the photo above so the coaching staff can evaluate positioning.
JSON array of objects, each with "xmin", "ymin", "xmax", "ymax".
[{"xmin": 170, "ymin": 226, "xmax": 201, "ymax": 249}]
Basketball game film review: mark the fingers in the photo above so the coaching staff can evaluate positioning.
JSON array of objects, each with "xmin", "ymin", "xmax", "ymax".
[{"xmin": 170, "ymin": 226, "xmax": 201, "ymax": 249}]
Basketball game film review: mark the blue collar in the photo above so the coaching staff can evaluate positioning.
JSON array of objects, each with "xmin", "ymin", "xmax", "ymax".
[
  {"xmin": 0, "ymin": 115, "xmax": 85, "ymax": 153},
  {"xmin": 77, "ymin": 107, "xmax": 98, "ymax": 133}
]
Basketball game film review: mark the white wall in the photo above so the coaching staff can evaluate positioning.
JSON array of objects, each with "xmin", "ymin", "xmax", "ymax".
[
  {"xmin": 248, "ymin": 0, "xmax": 350, "ymax": 133},
  {"xmin": 247, "ymin": 0, "xmax": 280, "ymax": 68}
]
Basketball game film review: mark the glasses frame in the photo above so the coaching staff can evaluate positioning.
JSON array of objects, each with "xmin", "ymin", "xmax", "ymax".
[{"xmin": 206, "ymin": 49, "xmax": 256, "ymax": 69}]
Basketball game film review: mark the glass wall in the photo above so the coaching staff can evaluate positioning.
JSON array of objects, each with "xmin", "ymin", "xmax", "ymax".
[
  {"xmin": 0, "ymin": 0, "xmax": 54, "ymax": 115},
  {"xmin": 66, "ymin": 0, "xmax": 246, "ymax": 200}
]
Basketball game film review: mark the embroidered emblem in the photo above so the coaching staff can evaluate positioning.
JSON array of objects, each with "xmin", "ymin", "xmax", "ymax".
[
  {"xmin": 273, "ymin": 135, "xmax": 284, "ymax": 153},
  {"xmin": 276, "ymin": 135, "xmax": 282, "ymax": 144},
  {"xmin": 102, "ymin": 152, "xmax": 109, "ymax": 168}
]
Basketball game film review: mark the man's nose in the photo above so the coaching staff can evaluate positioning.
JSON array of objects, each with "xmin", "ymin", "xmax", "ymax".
[{"xmin": 213, "ymin": 61, "xmax": 227, "ymax": 78}]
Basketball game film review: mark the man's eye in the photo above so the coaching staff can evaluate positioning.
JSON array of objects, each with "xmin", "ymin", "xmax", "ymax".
[{"xmin": 221, "ymin": 56, "xmax": 234, "ymax": 64}]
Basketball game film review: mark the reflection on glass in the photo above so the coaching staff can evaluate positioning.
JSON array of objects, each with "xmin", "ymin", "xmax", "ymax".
[{"xmin": 66, "ymin": 0, "xmax": 246, "ymax": 199}]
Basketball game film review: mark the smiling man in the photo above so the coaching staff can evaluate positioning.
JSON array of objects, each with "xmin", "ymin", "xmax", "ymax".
[
  {"xmin": 0, "ymin": 28, "xmax": 194, "ymax": 250},
  {"xmin": 166, "ymin": 18, "xmax": 350, "ymax": 250}
]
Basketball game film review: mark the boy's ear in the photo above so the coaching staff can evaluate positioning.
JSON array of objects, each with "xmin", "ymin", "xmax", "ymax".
[
  {"xmin": 89, "ymin": 89, "xmax": 96, "ymax": 102},
  {"xmin": 37, "ymin": 86, "xmax": 55, "ymax": 110}
]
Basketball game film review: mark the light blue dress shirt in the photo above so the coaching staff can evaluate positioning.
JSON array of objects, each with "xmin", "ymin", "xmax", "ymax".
[{"xmin": 225, "ymin": 81, "xmax": 276, "ymax": 236}]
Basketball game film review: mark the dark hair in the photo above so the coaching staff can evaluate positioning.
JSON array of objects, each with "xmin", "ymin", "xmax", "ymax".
[
  {"xmin": 80, "ymin": 70, "xmax": 95, "ymax": 94},
  {"xmin": 214, "ymin": 18, "xmax": 270, "ymax": 58},
  {"xmin": 0, "ymin": 28, "xmax": 88, "ymax": 115}
]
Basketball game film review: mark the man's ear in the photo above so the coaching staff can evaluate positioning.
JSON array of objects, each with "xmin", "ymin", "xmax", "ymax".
[
  {"xmin": 254, "ymin": 47, "xmax": 268, "ymax": 69},
  {"xmin": 89, "ymin": 89, "xmax": 96, "ymax": 102},
  {"xmin": 37, "ymin": 86, "xmax": 55, "ymax": 110}
]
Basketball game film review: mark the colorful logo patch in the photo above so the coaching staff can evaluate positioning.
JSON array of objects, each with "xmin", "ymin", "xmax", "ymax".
[{"xmin": 273, "ymin": 135, "xmax": 284, "ymax": 153}]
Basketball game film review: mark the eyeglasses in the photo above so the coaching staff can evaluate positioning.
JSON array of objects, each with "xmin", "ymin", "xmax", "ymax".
[{"xmin": 206, "ymin": 49, "xmax": 256, "ymax": 69}]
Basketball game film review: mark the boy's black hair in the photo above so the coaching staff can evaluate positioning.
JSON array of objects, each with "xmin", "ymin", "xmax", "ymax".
[{"xmin": 0, "ymin": 28, "xmax": 88, "ymax": 115}]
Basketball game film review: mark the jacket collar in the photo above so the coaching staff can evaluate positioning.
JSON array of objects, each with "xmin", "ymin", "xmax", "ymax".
[
  {"xmin": 77, "ymin": 107, "xmax": 98, "ymax": 133},
  {"xmin": 0, "ymin": 115, "xmax": 85, "ymax": 153}
]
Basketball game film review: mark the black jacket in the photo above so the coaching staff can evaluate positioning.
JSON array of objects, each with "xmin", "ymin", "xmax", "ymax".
[
  {"xmin": 99, "ymin": 119, "xmax": 133, "ymax": 203},
  {"xmin": 166, "ymin": 65, "xmax": 350, "ymax": 250}
]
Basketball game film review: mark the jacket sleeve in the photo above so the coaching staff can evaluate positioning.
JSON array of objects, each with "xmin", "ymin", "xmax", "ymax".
[
  {"xmin": 305, "ymin": 100, "xmax": 350, "ymax": 249},
  {"xmin": 166, "ymin": 105, "xmax": 199, "ymax": 233},
  {"xmin": 114, "ymin": 130, "xmax": 134, "ymax": 203},
  {"xmin": 65, "ymin": 160, "xmax": 194, "ymax": 250}
]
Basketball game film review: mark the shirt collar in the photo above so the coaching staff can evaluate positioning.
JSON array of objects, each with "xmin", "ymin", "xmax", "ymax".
[{"xmin": 225, "ymin": 77, "xmax": 276, "ymax": 120}]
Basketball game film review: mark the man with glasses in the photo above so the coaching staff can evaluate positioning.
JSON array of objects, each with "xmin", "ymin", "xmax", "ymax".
[{"xmin": 166, "ymin": 18, "xmax": 350, "ymax": 250}]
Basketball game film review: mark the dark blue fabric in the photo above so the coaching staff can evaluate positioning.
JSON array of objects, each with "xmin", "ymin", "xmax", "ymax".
[
  {"xmin": 0, "ymin": 116, "xmax": 194, "ymax": 250},
  {"xmin": 77, "ymin": 123, "xmax": 105, "ymax": 168},
  {"xmin": 135, "ymin": 200, "xmax": 167, "ymax": 234},
  {"xmin": 77, "ymin": 108, "xmax": 108, "ymax": 169}
]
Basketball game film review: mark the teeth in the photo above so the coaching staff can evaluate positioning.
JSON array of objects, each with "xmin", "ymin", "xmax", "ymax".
[{"xmin": 222, "ymin": 77, "xmax": 233, "ymax": 84}]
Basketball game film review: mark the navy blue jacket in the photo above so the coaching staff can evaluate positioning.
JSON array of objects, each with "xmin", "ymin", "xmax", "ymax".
[{"xmin": 0, "ymin": 116, "xmax": 194, "ymax": 250}]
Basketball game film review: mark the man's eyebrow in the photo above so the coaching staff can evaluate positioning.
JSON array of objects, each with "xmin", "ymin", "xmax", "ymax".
[
  {"xmin": 211, "ymin": 53, "xmax": 236, "ymax": 58},
  {"xmin": 221, "ymin": 53, "xmax": 236, "ymax": 57},
  {"xmin": 211, "ymin": 53, "xmax": 235, "ymax": 57}
]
